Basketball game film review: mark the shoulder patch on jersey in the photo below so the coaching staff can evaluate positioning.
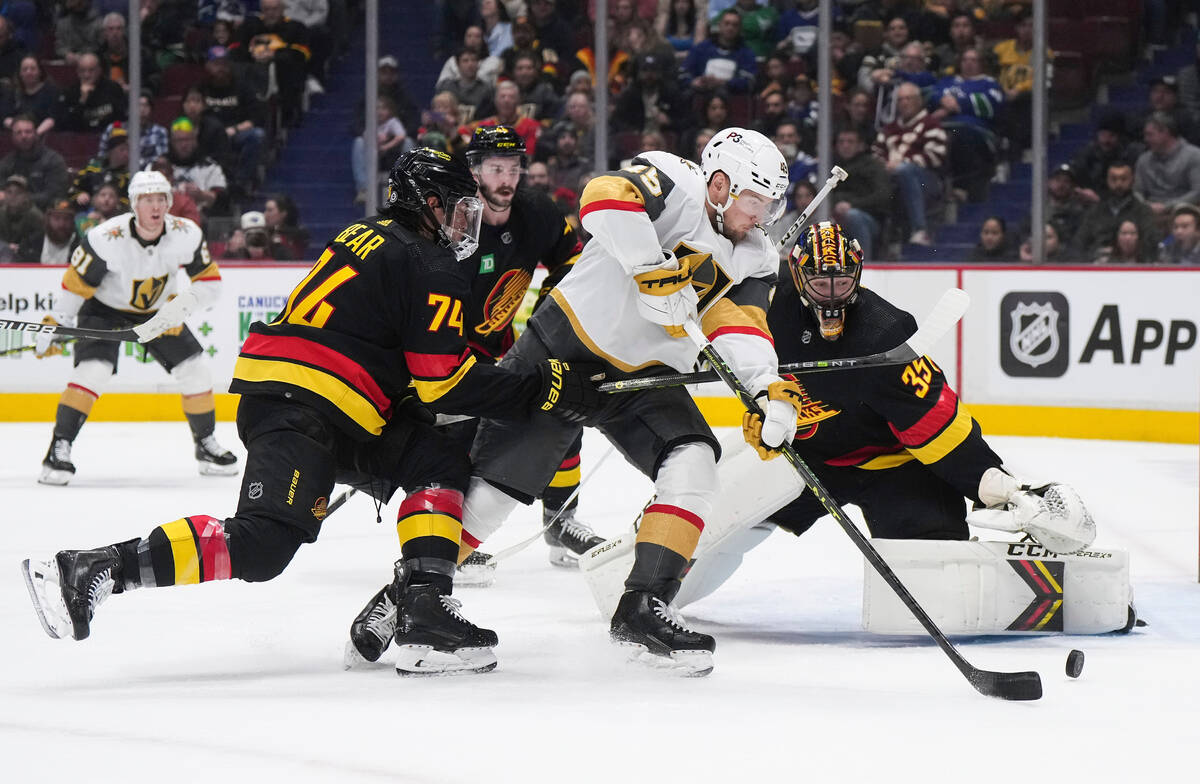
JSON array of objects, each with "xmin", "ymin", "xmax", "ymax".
[
  {"xmin": 613, "ymin": 158, "xmax": 676, "ymax": 221},
  {"xmin": 104, "ymin": 224, "xmax": 125, "ymax": 240}
]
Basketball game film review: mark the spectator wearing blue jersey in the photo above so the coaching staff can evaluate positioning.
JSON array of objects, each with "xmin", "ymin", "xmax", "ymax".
[
  {"xmin": 682, "ymin": 8, "xmax": 757, "ymax": 93},
  {"xmin": 930, "ymin": 47, "xmax": 1003, "ymax": 202}
]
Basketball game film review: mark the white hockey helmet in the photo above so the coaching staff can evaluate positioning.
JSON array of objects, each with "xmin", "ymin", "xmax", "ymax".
[
  {"xmin": 128, "ymin": 170, "xmax": 174, "ymax": 210},
  {"xmin": 701, "ymin": 127, "xmax": 789, "ymax": 232}
]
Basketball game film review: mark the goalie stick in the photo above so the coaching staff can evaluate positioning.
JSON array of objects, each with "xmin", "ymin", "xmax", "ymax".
[
  {"xmin": 600, "ymin": 287, "xmax": 970, "ymax": 394},
  {"xmin": 680, "ymin": 316, "xmax": 1045, "ymax": 701}
]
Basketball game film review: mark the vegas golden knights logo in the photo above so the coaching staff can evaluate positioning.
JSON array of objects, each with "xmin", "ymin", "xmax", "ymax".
[
  {"xmin": 130, "ymin": 275, "xmax": 169, "ymax": 311},
  {"xmin": 672, "ymin": 242, "xmax": 732, "ymax": 313}
]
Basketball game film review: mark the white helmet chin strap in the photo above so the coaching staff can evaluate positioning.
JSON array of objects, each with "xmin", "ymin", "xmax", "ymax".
[{"xmin": 706, "ymin": 175, "xmax": 734, "ymax": 236}]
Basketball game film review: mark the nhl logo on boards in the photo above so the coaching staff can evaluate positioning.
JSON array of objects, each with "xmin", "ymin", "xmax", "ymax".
[
  {"xmin": 1000, "ymin": 292, "xmax": 1069, "ymax": 378},
  {"xmin": 248, "ymin": 481, "xmax": 264, "ymax": 500}
]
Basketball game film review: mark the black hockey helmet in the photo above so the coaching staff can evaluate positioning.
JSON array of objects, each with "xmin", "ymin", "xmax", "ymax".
[
  {"xmin": 385, "ymin": 147, "xmax": 482, "ymax": 260},
  {"xmin": 787, "ymin": 220, "xmax": 863, "ymax": 340},
  {"xmin": 465, "ymin": 125, "xmax": 527, "ymax": 169}
]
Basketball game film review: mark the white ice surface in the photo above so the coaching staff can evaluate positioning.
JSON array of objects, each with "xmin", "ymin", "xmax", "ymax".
[{"xmin": 0, "ymin": 422, "xmax": 1197, "ymax": 782}]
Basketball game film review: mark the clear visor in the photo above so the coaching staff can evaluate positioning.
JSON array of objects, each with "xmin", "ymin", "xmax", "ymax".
[
  {"xmin": 475, "ymin": 160, "xmax": 527, "ymax": 181},
  {"xmin": 443, "ymin": 195, "xmax": 483, "ymax": 261},
  {"xmin": 802, "ymin": 273, "xmax": 857, "ymax": 306},
  {"xmin": 733, "ymin": 189, "xmax": 787, "ymax": 226}
]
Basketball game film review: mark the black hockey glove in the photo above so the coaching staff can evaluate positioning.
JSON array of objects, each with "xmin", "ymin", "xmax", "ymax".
[{"xmin": 534, "ymin": 359, "xmax": 605, "ymax": 423}]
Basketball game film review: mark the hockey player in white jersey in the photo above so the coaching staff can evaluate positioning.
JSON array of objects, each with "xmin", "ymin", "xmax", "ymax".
[
  {"xmin": 35, "ymin": 170, "xmax": 237, "ymax": 484},
  {"xmin": 436, "ymin": 128, "xmax": 801, "ymax": 674}
]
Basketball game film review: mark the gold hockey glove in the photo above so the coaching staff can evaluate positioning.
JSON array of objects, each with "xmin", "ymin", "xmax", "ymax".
[{"xmin": 741, "ymin": 379, "xmax": 804, "ymax": 460}]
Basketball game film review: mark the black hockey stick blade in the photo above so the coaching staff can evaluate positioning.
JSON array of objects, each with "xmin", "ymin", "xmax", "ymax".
[
  {"xmin": 969, "ymin": 668, "xmax": 1043, "ymax": 701},
  {"xmin": 598, "ymin": 287, "xmax": 969, "ymax": 394},
  {"xmin": 0, "ymin": 317, "xmax": 138, "ymax": 342}
]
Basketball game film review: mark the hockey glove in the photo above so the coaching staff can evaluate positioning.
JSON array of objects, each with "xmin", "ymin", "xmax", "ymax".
[
  {"xmin": 133, "ymin": 289, "xmax": 201, "ymax": 343},
  {"xmin": 534, "ymin": 359, "xmax": 606, "ymax": 424},
  {"xmin": 741, "ymin": 379, "xmax": 804, "ymax": 460},
  {"xmin": 34, "ymin": 315, "xmax": 72, "ymax": 358},
  {"xmin": 966, "ymin": 467, "xmax": 1097, "ymax": 554},
  {"xmin": 632, "ymin": 251, "xmax": 698, "ymax": 339}
]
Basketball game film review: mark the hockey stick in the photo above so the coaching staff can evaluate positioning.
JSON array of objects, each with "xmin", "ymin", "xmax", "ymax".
[
  {"xmin": 775, "ymin": 166, "xmax": 849, "ymax": 251},
  {"xmin": 0, "ymin": 339, "xmax": 76, "ymax": 357},
  {"xmin": 327, "ymin": 487, "xmax": 358, "ymax": 517},
  {"xmin": 680, "ymin": 318, "xmax": 1044, "ymax": 701},
  {"xmin": 490, "ymin": 443, "xmax": 618, "ymax": 564},
  {"xmin": 600, "ymin": 288, "xmax": 970, "ymax": 394},
  {"xmin": 0, "ymin": 317, "xmax": 139, "ymax": 342}
]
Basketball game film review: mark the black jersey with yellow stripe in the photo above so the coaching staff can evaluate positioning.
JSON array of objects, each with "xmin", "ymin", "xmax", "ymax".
[
  {"xmin": 768, "ymin": 284, "xmax": 1001, "ymax": 503},
  {"xmin": 231, "ymin": 216, "xmax": 538, "ymax": 439},
  {"xmin": 465, "ymin": 186, "xmax": 580, "ymax": 360}
]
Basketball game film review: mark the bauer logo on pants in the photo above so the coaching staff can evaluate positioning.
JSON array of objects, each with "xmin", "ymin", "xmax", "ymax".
[{"xmin": 1000, "ymin": 291, "xmax": 1069, "ymax": 377}]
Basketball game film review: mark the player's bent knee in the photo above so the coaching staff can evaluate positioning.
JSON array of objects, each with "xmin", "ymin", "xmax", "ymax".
[
  {"xmin": 461, "ymin": 476, "xmax": 522, "ymax": 547},
  {"xmin": 169, "ymin": 353, "xmax": 212, "ymax": 396},
  {"xmin": 69, "ymin": 359, "xmax": 115, "ymax": 397},
  {"xmin": 224, "ymin": 516, "xmax": 306, "ymax": 582},
  {"xmin": 653, "ymin": 441, "xmax": 718, "ymax": 520}
]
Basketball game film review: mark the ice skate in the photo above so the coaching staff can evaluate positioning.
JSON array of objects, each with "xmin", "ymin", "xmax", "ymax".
[
  {"xmin": 455, "ymin": 550, "xmax": 496, "ymax": 587},
  {"xmin": 22, "ymin": 546, "xmax": 123, "ymax": 641},
  {"xmin": 393, "ymin": 582, "xmax": 498, "ymax": 676},
  {"xmin": 610, "ymin": 590, "xmax": 715, "ymax": 677},
  {"xmin": 344, "ymin": 582, "xmax": 398, "ymax": 669},
  {"xmin": 544, "ymin": 513, "xmax": 605, "ymax": 569},
  {"xmin": 195, "ymin": 434, "xmax": 239, "ymax": 476},
  {"xmin": 39, "ymin": 437, "xmax": 76, "ymax": 486}
]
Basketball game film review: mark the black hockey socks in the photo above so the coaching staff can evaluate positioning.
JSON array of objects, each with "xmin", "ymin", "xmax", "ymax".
[
  {"xmin": 184, "ymin": 408, "xmax": 217, "ymax": 442},
  {"xmin": 130, "ymin": 516, "xmax": 233, "ymax": 588},
  {"xmin": 52, "ymin": 403, "xmax": 88, "ymax": 443},
  {"xmin": 396, "ymin": 487, "xmax": 465, "ymax": 593},
  {"xmin": 624, "ymin": 504, "xmax": 705, "ymax": 599}
]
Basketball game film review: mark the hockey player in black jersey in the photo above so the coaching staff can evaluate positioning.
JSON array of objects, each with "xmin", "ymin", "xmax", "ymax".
[
  {"xmin": 21, "ymin": 148, "xmax": 604, "ymax": 676},
  {"xmin": 346, "ymin": 126, "xmax": 603, "ymax": 667},
  {"xmin": 664, "ymin": 221, "xmax": 1096, "ymax": 609}
]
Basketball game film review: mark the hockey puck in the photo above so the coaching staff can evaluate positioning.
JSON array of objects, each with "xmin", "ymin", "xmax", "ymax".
[{"xmin": 1065, "ymin": 649, "xmax": 1085, "ymax": 678}]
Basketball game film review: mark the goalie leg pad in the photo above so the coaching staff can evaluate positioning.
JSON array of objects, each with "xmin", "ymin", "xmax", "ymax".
[{"xmin": 863, "ymin": 539, "xmax": 1132, "ymax": 635}]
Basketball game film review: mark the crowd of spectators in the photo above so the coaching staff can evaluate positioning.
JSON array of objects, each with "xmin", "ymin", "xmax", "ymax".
[
  {"xmin": 6, "ymin": 0, "xmax": 1198, "ymax": 266},
  {"xmin": 2, "ymin": 0, "xmax": 340, "ymax": 263}
]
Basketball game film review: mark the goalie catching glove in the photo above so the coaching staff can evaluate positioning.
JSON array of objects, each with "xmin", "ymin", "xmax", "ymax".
[
  {"xmin": 966, "ymin": 466, "xmax": 1097, "ymax": 554},
  {"xmin": 632, "ymin": 251, "xmax": 698, "ymax": 339},
  {"xmin": 741, "ymin": 378, "xmax": 804, "ymax": 460},
  {"xmin": 535, "ymin": 359, "xmax": 606, "ymax": 424},
  {"xmin": 34, "ymin": 315, "xmax": 72, "ymax": 358}
]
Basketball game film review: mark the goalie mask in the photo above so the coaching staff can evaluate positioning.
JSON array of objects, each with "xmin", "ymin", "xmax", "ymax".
[
  {"xmin": 385, "ymin": 147, "xmax": 483, "ymax": 261},
  {"xmin": 788, "ymin": 221, "xmax": 863, "ymax": 340}
]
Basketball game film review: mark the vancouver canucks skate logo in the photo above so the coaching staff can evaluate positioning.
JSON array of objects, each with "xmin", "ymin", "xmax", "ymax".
[
  {"xmin": 790, "ymin": 380, "xmax": 839, "ymax": 439},
  {"xmin": 1000, "ymin": 292, "xmax": 1069, "ymax": 378}
]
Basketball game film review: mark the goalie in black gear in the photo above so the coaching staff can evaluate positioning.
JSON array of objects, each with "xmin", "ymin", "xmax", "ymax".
[
  {"xmin": 665, "ymin": 220, "xmax": 1097, "ymax": 610},
  {"xmin": 21, "ymin": 148, "xmax": 603, "ymax": 677}
]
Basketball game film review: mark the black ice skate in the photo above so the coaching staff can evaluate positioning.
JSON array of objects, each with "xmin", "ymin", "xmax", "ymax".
[
  {"xmin": 455, "ymin": 550, "xmax": 496, "ymax": 587},
  {"xmin": 394, "ymin": 581, "xmax": 498, "ymax": 676},
  {"xmin": 344, "ymin": 582, "xmax": 398, "ymax": 669},
  {"xmin": 21, "ymin": 546, "xmax": 123, "ymax": 641},
  {"xmin": 610, "ymin": 590, "xmax": 715, "ymax": 676},
  {"xmin": 195, "ymin": 434, "xmax": 239, "ymax": 476},
  {"xmin": 544, "ymin": 513, "xmax": 605, "ymax": 569},
  {"xmin": 39, "ymin": 437, "xmax": 76, "ymax": 486}
]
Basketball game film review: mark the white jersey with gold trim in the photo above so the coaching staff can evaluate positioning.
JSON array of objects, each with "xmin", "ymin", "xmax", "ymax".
[
  {"xmin": 556, "ymin": 151, "xmax": 778, "ymax": 378},
  {"xmin": 64, "ymin": 213, "xmax": 220, "ymax": 316}
]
